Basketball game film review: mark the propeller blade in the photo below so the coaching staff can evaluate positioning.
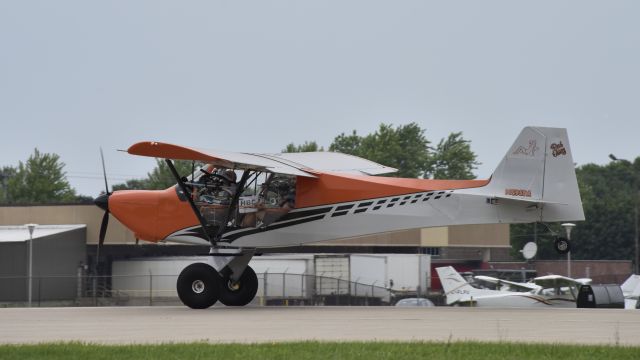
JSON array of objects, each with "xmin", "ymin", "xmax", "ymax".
[
  {"xmin": 99, "ymin": 147, "xmax": 110, "ymax": 195},
  {"xmin": 95, "ymin": 210, "xmax": 109, "ymax": 275},
  {"xmin": 99, "ymin": 210, "xmax": 109, "ymax": 246}
]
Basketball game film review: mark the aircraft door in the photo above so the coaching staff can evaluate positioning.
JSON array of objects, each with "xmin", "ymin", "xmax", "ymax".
[{"xmin": 239, "ymin": 173, "xmax": 296, "ymax": 228}]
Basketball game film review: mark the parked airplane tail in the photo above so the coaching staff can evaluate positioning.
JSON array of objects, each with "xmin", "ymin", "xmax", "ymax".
[
  {"xmin": 435, "ymin": 266, "xmax": 496, "ymax": 305},
  {"xmin": 622, "ymin": 275, "xmax": 640, "ymax": 298},
  {"xmin": 462, "ymin": 127, "xmax": 585, "ymax": 224}
]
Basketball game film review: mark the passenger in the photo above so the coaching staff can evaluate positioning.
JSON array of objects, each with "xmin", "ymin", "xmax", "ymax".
[
  {"xmin": 218, "ymin": 169, "xmax": 237, "ymax": 198},
  {"xmin": 279, "ymin": 188, "xmax": 296, "ymax": 209},
  {"xmin": 241, "ymin": 180, "xmax": 295, "ymax": 227}
]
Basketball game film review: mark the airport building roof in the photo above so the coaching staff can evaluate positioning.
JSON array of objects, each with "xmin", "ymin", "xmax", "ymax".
[{"xmin": 0, "ymin": 224, "xmax": 86, "ymax": 243}]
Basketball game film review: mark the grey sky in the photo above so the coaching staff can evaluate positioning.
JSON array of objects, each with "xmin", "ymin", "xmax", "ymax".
[{"xmin": 1, "ymin": 1, "xmax": 638, "ymax": 197}]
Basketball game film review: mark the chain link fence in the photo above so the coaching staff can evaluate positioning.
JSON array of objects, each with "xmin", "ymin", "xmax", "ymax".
[
  {"xmin": 0, "ymin": 273, "xmax": 397, "ymax": 308},
  {"xmin": 2, "ymin": 272, "xmax": 629, "ymax": 308}
]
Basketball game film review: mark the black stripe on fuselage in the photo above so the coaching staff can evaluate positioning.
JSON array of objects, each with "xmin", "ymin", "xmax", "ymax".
[
  {"xmin": 277, "ymin": 206, "xmax": 333, "ymax": 222},
  {"xmin": 223, "ymin": 214, "xmax": 327, "ymax": 242},
  {"xmin": 336, "ymin": 204, "xmax": 355, "ymax": 211},
  {"xmin": 207, "ymin": 190, "xmax": 456, "ymax": 243}
]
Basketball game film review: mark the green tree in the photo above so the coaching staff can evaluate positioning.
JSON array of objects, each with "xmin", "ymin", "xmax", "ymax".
[
  {"xmin": 510, "ymin": 157, "xmax": 640, "ymax": 261},
  {"xmin": 428, "ymin": 132, "xmax": 480, "ymax": 180},
  {"xmin": 112, "ymin": 159, "xmax": 200, "ymax": 190},
  {"xmin": 329, "ymin": 130, "xmax": 361, "ymax": 155},
  {"xmin": 111, "ymin": 178, "xmax": 150, "ymax": 191},
  {"xmin": 290, "ymin": 124, "xmax": 480, "ymax": 179},
  {"xmin": 0, "ymin": 166, "xmax": 16, "ymax": 203},
  {"xmin": 282, "ymin": 141, "xmax": 324, "ymax": 153},
  {"xmin": 5, "ymin": 149, "xmax": 76, "ymax": 204},
  {"xmin": 330, "ymin": 123, "xmax": 431, "ymax": 178}
]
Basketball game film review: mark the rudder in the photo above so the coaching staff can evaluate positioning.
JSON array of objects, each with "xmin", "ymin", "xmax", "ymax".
[{"xmin": 483, "ymin": 127, "xmax": 584, "ymax": 223}]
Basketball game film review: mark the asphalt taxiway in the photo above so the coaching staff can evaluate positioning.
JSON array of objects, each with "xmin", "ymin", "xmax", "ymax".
[{"xmin": 0, "ymin": 306, "xmax": 639, "ymax": 345}]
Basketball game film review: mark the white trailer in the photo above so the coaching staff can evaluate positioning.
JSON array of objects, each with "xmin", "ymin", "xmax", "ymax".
[
  {"xmin": 112, "ymin": 255, "xmax": 315, "ymax": 301},
  {"xmin": 313, "ymin": 254, "xmax": 431, "ymax": 300},
  {"xmin": 111, "ymin": 253, "xmax": 430, "ymax": 304}
]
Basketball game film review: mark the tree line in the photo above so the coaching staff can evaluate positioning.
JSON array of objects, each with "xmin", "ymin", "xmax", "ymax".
[
  {"xmin": 511, "ymin": 157, "xmax": 640, "ymax": 261},
  {"xmin": 1, "ymin": 123, "xmax": 638, "ymax": 262},
  {"xmin": 284, "ymin": 123, "xmax": 479, "ymax": 180},
  {"xmin": 0, "ymin": 123, "xmax": 480, "ymax": 199},
  {"xmin": 0, "ymin": 149, "xmax": 90, "ymax": 204}
]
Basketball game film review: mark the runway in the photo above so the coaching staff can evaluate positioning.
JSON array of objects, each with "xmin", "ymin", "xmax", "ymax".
[{"xmin": 1, "ymin": 306, "xmax": 639, "ymax": 345}]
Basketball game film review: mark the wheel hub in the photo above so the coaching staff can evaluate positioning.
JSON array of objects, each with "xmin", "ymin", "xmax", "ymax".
[
  {"xmin": 227, "ymin": 280, "xmax": 241, "ymax": 291},
  {"xmin": 192, "ymin": 280, "xmax": 205, "ymax": 294}
]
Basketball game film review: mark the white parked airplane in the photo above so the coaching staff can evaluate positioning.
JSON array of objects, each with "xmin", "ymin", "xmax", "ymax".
[
  {"xmin": 436, "ymin": 266, "xmax": 590, "ymax": 308},
  {"xmin": 621, "ymin": 274, "xmax": 640, "ymax": 309}
]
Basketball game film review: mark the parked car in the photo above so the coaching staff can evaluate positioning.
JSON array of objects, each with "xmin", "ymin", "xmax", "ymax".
[{"xmin": 394, "ymin": 298, "xmax": 435, "ymax": 307}]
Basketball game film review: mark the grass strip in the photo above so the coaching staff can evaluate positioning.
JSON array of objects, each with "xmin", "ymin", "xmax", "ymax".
[{"xmin": 0, "ymin": 341, "xmax": 638, "ymax": 360}]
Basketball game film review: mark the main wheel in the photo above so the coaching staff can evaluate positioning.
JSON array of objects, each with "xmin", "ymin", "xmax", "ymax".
[
  {"xmin": 177, "ymin": 263, "xmax": 221, "ymax": 309},
  {"xmin": 554, "ymin": 237, "xmax": 571, "ymax": 255},
  {"xmin": 218, "ymin": 265, "xmax": 259, "ymax": 306}
]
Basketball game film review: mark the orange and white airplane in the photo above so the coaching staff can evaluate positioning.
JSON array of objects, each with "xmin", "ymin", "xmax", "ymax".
[{"xmin": 94, "ymin": 126, "xmax": 584, "ymax": 309}]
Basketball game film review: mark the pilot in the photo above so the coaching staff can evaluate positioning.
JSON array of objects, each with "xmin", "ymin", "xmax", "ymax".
[
  {"xmin": 279, "ymin": 188, "xmax": 296, "ymax": 209},
  {"xmin": 218, "ymin": 169, "xmax": 237, "ymax": 198},
  {"xmin": 194, "ymin": 168, "xmax": 237, "ymax": 205}
]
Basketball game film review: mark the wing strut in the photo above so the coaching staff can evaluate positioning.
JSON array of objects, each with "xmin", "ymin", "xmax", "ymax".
[
  {"xmin": 165, "ymin": 159, "xmax": 216, "ymax": 246},
  {"xmin": 214, "ymin": 170, "xmax": 252, "ymax": 240}
]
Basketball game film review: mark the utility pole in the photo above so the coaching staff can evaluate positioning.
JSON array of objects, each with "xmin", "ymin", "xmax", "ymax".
[
  {"xmin": 26, "ymin": 224, "xmax": 37, "ymax": 307},
  {"xmin": 562, "ymin": 223, "xmax": 575, "ymax": 278}
]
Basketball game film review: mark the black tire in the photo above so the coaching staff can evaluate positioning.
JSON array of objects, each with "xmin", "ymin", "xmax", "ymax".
[
  {"xmin": 218, "ymin": 266, "xmax": 259, "ymax": 306},
  {"xmin": 177, "ymin": 263, "xmax": 221, "ymax": 309},
  {"xmin": 554, "ymin": 237, "xmax": 571, "ymax": 255}
]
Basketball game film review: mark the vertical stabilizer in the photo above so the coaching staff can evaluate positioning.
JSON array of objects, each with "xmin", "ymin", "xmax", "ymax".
[
  {"xmin": 479, "ymin": 127, "xmax": 585, "ymax": 223},
  {"xmin": 435, "ymin": 266, "xmax": 477, "ymax": 305}
]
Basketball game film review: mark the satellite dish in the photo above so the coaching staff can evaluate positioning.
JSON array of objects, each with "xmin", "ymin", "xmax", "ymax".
[{"xmin": 521, "ymin": 242, "xmax": 538, "ymax": 260}]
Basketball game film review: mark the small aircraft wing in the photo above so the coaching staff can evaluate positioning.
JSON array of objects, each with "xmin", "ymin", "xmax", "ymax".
[
  {"xmin": 128, "ymin": 142, "xmax": 397, "ymax": 177},
  {"xmin": 474, "ymin": 275, "xmax": 539, "ymax": 292},
  {"xmin": 532, "ymin": 275, "xmax": 591, "ymax": 288},
  {"xmin": 265, "ymin": 152, "xmax": 397, "ymax": 176},
  {"xmin": 127, "ymin": 141, "xmax": 316, "ymax": 177}
]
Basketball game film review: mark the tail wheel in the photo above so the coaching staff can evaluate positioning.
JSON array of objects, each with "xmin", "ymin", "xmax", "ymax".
[
  {"xmin": 554, "ymin": 237, "xmax": 571, "ymax": 255},
  {"xmin": 218, "ymin": 265, "xmax": 259, "ymax": 306},
  {"xmin": 177, "ymin": 263, "xmax": 221, "ymax": 309}
]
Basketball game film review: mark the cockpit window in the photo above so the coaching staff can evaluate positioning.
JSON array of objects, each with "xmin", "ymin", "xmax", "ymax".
[{"xmin": 185, "ymin": 165, "xmax": 297, "ymax": 229}]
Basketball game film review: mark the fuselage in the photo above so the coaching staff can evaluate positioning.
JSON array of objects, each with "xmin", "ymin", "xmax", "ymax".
[{"xmin": 104, "ymin": 172, "xmax": 506, "ymax": 248}]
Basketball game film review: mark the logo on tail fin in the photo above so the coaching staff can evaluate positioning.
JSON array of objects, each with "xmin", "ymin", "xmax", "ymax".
[
  {"xmin": 512, "ymin": 140, "xmax": 539, "ymax": 157},
  {"xmin": 551, "ymin": 142, "xmax": 567, "ymax": 157}
]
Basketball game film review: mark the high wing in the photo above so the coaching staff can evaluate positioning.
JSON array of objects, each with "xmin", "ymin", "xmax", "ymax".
[
  {"xmin": 267, "ymin": 152, "xmax": 397, "ymax": 175},
  {"xmin": 127, "ymin": 141, "xmax": 397, "ymax": 177},
  {"xmin": 532, "ymin": 275, "xmax": 592, "ymax": 288},
  {"xmin": 474, "ymin": 275, "xmax": 540, "ymax": 292}
]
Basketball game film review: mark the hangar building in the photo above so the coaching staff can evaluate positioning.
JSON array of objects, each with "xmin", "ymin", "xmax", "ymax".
[{"xmin": 0, "ymin": 225, "xmax": 85, "ymax": 303}]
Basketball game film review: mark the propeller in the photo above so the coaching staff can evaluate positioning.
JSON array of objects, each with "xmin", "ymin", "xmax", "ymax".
[{"xmin": 93, "ymin": 148, "xmax": 111, "ymax": 275}]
